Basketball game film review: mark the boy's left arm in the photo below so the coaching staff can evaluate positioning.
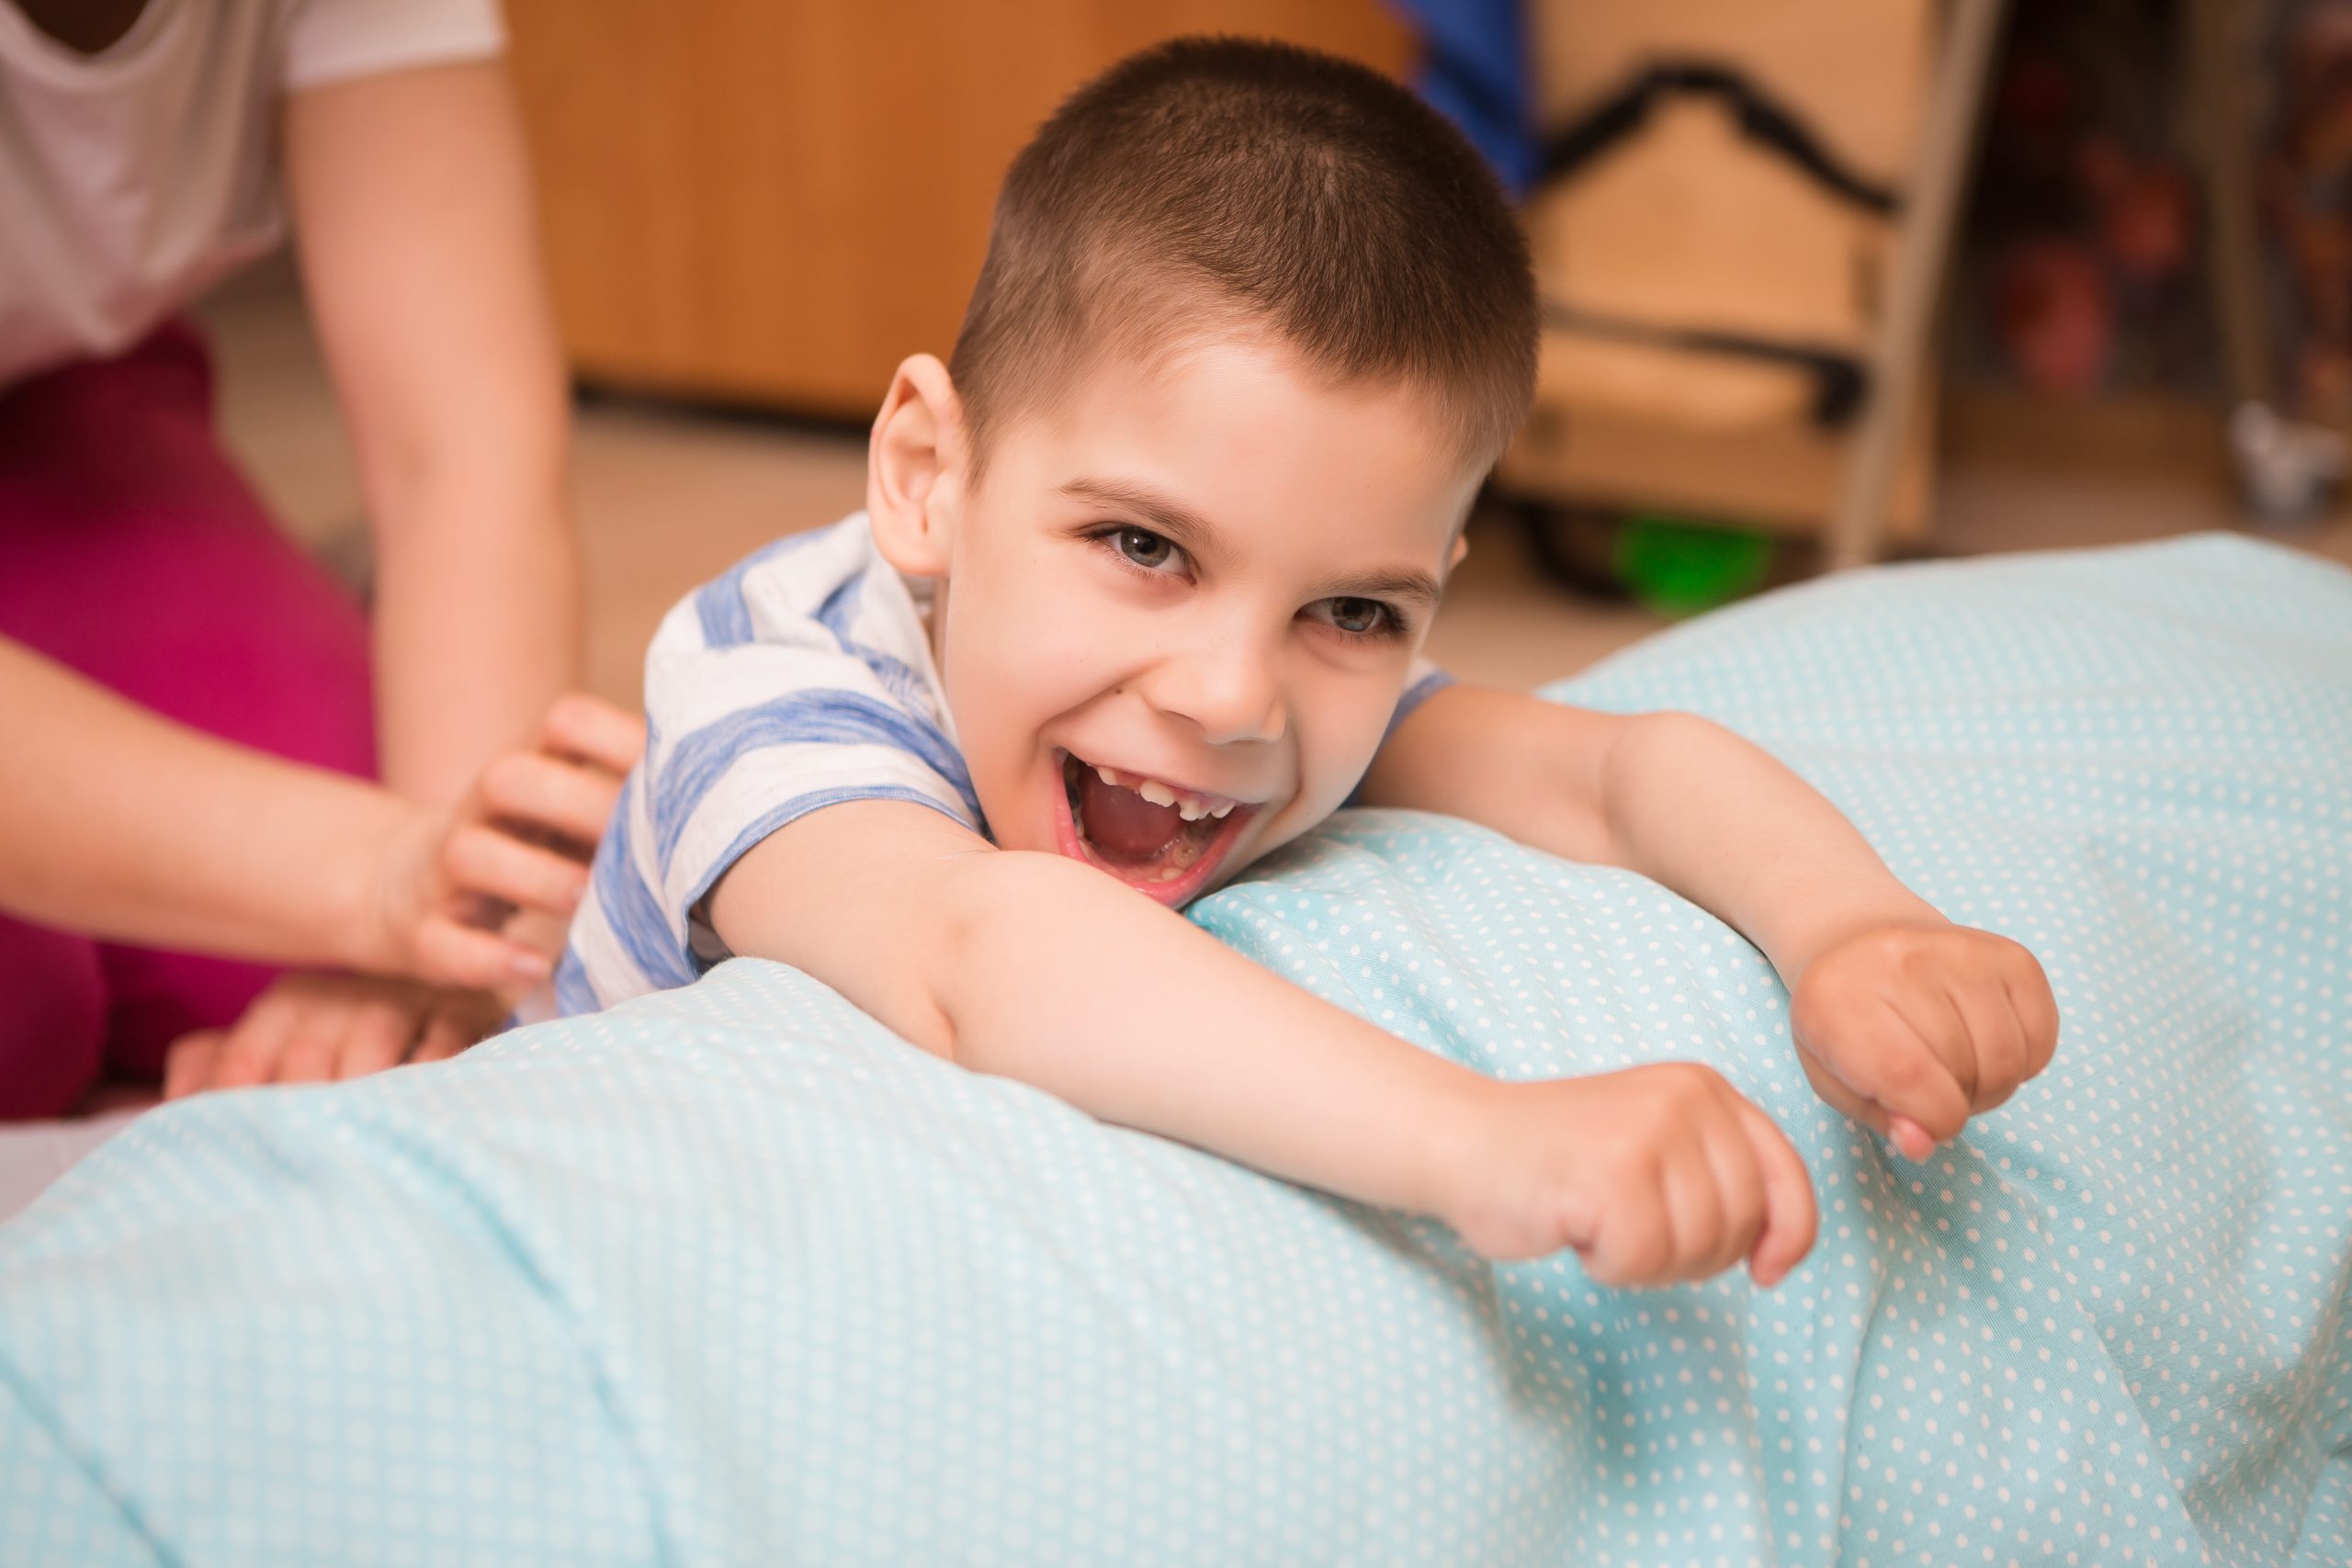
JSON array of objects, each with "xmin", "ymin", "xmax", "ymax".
[{"xmin": 1360, "ymin": 685, "xmax": 2060, "ymax": 1158}]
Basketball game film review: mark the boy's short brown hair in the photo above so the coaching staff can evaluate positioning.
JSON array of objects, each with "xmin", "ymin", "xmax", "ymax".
[{"xmin": 950, "ymin": 36, "xmax": 1537, "ymax": 477}]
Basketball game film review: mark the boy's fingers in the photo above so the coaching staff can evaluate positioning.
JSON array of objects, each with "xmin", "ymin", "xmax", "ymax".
[
  {"xmin": 1697, "ymin": 1109, "xmax": 1770, "ymax": 1278},
  {"xmin": 2004, "ymin": 960, "xmax": 2062, "ymax": 1077},
  {"xmin": 442, "ymin": 825, "xmax": 592, "ymax": 919},
  {"xmin": 1659, "ymin": 1145, "xmax": 1732, "ymax": 1281},
  {"xmin": 1802, "ymin": 1051, "xmax": 1934, "ymax": 1160},
  {"xmin": 1951, "ymin": 979, "xmax": 2030, "ymax": 1112},
  {"xmin": 1796, "ymin": 1051, "xmax": 1895, "ymax": 1137},
  {"xmin": 1583, "ymin": 1186, "xmax": 1672, "ymax": 1288},
  {"xmin": 539, "ymin": 694, "xmax": 647, "ymax": 776},
  {"xmin": 1886, "ymin": 988, "xmax": 1978, "ymax": 1107},
  {"xmin": 1735, "ymin": 1100, "xmax": 1817, "ymax": 1287},
  {"xmin": 479, "ymin": 752, "xmax": 624, "ymax": 851},
  {"xmin": 1885, "ymin": 1116, "xmax": 1937, "ymax": 1163},
  {"xmin": 413, "ymin": 915, "xmax": 551, "ymax": 992},
  {"xmin": 1839, "ymin": 1007, "xmax": 1971, "ymax": 1144}
]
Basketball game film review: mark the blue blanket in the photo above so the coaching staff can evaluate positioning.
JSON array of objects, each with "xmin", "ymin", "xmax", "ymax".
[{"xmin": 3, "ymin": 536, "xmax": 2346, "ymax": 1566}]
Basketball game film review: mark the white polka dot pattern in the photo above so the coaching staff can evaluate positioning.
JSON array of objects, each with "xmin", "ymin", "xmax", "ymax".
[{"xmin": 0, "ymin": 536, "xmax": 2345, "ymax": 1566}]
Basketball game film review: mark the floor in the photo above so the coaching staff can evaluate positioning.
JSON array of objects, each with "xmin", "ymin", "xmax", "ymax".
[{"xmin": 193, "ymin": 263, "xmax": 2352, "ymax": 708}]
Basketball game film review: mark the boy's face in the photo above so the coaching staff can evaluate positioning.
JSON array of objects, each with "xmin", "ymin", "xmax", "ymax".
[{"xmin": 918, "ymin": 337, "xmax": 1477, "ymax": 907}]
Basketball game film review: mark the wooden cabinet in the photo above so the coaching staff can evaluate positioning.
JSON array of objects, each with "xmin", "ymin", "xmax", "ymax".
[{"xmin": 503, "ymin": 2, "xmax": 1412, "ymax": 419}]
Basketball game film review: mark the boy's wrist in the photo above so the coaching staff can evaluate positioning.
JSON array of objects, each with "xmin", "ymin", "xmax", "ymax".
[
  {"xmin": 1412, "ymin": 1068, "xmax": 1514, "ymax": 1230},
  {"xmin": 1769, "ymin": 895, "xmax": 1950, "ymax": 988}
]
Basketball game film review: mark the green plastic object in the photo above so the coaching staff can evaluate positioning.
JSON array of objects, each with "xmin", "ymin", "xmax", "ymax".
[{"xmin": 1612, "ymin": 514, "xmax": 1774, "ymax": 617}]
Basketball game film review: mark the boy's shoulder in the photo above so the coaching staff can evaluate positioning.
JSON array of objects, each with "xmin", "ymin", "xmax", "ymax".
[
  {"xmin": 666, "ymin": 512, "xmax": 894, "ymax": 650},
  {"xmin": 641, "ymin": 510, "xmax": 955, "ymax": 742}
]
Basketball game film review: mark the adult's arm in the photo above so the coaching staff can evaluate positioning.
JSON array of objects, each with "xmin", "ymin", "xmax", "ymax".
[
  {"xmin": 283, "ymin": 60, "xmax": 579, "ymax": 807},
  {"xmin": 0, "ymin": 636, "xmax": 575, "ymax": 987}
]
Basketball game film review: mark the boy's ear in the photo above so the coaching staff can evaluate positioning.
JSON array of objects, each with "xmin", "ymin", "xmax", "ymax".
[{"xmin": 867, "ymin": 353, "xmax": 967, "ymax": 577}]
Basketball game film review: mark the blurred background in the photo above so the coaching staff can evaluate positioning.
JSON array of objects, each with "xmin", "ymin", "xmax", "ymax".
[{"xmin": 200, "ymin": 0, "xmax": 2352, "ymax": 705}]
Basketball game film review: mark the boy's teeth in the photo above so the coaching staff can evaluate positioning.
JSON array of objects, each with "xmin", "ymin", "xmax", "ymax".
[{"xmin": 1075, "ymin": 756, "xmax": 1238, "ymax": 825}]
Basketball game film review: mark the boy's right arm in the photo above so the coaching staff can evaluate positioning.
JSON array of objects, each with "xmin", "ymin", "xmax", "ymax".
[{"xmin": 710, "ymin": 800, "xmax": 1821, "ymax": 1287}]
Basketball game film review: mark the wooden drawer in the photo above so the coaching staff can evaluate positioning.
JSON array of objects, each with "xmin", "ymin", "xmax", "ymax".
[{"xmin": 504, "ymin": 2, "xmax": 1412, "ymax": 419}]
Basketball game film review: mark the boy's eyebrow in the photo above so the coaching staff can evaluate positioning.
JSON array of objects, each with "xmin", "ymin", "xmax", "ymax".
[
  {"xmin": 1059, "ymin": 478, "xmax": 1216, "ymax": 552},
  {"xmin": 1059, "ymin": 476, "xmax": 1445, "ymax": 609},
  {"xmin": 1324, "ymin": 567, "xmax": 1444, "ymax": 613}
]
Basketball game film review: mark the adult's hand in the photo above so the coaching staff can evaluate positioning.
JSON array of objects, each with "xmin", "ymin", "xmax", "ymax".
[{"xmin": 362, "ymin": 693, "xmax": 645, "ymax": 990}]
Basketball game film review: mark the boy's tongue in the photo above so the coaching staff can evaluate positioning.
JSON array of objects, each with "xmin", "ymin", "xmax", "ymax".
[{"xmin": 1077, "ymin": 767, "xmax": 1185, "ymax": 860}]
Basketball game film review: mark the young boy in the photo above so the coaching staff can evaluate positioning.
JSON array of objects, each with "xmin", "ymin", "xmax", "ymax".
[{"xmin": 559, "ymin": 39, "xmax": 2059, "ymax": 1290}]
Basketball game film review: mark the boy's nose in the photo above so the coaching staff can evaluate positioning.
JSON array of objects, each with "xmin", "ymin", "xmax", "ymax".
[{"xmin": 1147, "ymin": 638, "xmax": 1286, "ymax": 746}]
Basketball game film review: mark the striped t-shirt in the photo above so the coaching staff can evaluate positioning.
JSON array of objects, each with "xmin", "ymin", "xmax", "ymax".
[{"xmin": 557, "ymin": 513, "xmax": 1448, "ymax": 1015}]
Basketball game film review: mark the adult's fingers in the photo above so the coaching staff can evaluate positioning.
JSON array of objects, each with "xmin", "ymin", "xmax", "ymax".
[
  {"xmin": 408, "ymin": 992, "xmax": 503, "ymax": 1065},
  {"xmin": 413, "ymin": 913, "xmax": 551, "ymax": 992},
  {"xmin": 333, "ymin": 991, "xmax": 424, "ymax": 1082},
  {"xmin": 478, "ymin": 751, "xmax": 625, "ymax": 852},
  {"xmin": 442, "ymin": 823, "xmax": 591, "ymax": 919},
  {"xmin": 163, "ymin": 1032, "xmax": 223, "ymax": 1101},
  {"xmin": 271, "ymin": 1006, "xmax": 344, "ymax": 1086},
  {"xmin": 539, "ymin": 694, "xmax": 646, "ymax": 777},
  {"xmin": 1735, "ymin": 1100, "xmax": 1818, "ymax": 1287},
  {"xmin": 209, "ymin": 998, "xmax": 297, "ymax": 1092}
]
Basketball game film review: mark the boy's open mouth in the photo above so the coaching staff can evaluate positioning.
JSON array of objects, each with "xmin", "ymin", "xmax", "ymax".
[{"xmin": 1053, "ymin": 749, "xmax": 1255, "ymax": 907}]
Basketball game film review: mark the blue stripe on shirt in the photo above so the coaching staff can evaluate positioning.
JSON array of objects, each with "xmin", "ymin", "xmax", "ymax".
[
  {"xmin": 814, "ymin": 570, "xmax": 864, "ymax": 642},
  {"xmin": 592, "ymin": 775, "xmax": 699, "ymax": 991},
  {"xmin": 693, "ymin": 530, "xmax": 831, "ymax": 649},
  {"xmin": 815, "ymin": 569, "xmax": 940, "ymax": 709},
  {"xmin": 651, "ymin": 690, "xmax": 981, "ymax": 865},
  {"xmin": 552, "ymin": 948, "xmax": 598, "ymax": 1016}
]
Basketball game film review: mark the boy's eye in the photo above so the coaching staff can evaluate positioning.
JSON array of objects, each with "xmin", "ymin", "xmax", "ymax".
[
  {"xmin": 1110, "ymin": 526, "xmax": 1181, "ymax": 572},
  {"xmin": 1306, "ymin": 596, "xmax": 1399, "ymax": 637}
]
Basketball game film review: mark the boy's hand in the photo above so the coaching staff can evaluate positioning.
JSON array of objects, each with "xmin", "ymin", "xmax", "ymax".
[
  {"xmin": 164, "ymin": 975, "xmax": 508, "ymax": 1099},
  {"xmin": 1438, "ymin": 1064, "xmax": 1818, "ymax": 1288},
  {"xmin": 1788, "ymin": 920, "xmax": 2060, "ymax": 1161},
  {"xmin": 364, "ymin": 694, "xmax": 645, "ymax": 989}
]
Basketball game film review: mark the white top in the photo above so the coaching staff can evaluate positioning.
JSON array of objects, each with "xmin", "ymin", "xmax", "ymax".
[{"xmin": 0, "ymin": 0, "xmax": 504, "ymax": 387}]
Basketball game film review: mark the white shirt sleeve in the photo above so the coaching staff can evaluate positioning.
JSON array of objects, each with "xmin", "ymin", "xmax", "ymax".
[{"xmin": 282, "ymin": 0, "xmax": 505, "ymax": 93}]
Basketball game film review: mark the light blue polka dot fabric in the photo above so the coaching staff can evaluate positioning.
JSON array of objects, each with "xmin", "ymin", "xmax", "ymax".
[{"xmin": 3, "ymin": 535, "xmax": 2346, "ymax": 1566}]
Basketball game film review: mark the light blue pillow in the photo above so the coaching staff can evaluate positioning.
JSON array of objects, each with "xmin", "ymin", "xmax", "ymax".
[{"xmin": 3, "ymin": 536, "xmax": 2346, "ymax": 1566}]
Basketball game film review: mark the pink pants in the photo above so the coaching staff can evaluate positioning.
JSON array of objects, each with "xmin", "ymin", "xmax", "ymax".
[{"xmin": 0, "ymin": 323, "xmax": 377, "ymax": 1119}]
